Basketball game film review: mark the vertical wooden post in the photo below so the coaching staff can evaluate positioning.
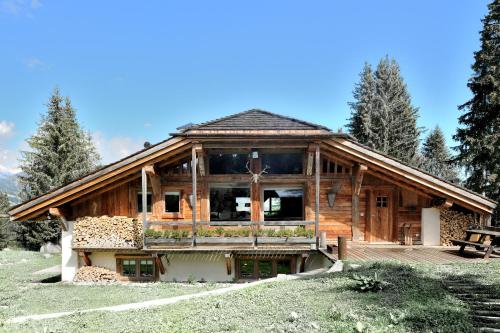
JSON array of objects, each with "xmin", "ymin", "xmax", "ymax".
[
  {"xmin": 338, "ymin": 236, "xmax": 347, "ymax": 260},
  {"xmin": 191, "ymin": 145, "xmax": 197, "ymax": 246},
  {"xmin": 141, "ymin": 167, "xmax": 147, "ymax": 249},
  {"xmin": 315, "ymin": 143, "xmax": 320, "ymax": 247}
]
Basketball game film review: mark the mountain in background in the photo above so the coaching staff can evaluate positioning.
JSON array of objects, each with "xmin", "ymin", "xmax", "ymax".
[{"xmin": 0, "ymin": 172, "xmax": 20, "ymax": 205}]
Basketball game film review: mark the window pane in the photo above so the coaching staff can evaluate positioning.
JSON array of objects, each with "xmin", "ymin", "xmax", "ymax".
[
  {"xmin": 137, "ymin": 193, "xmax": 152, "ymax": 213},
  {"xmin": 277, "ymin": 260, "xmax": 291, "ymax": 274},
  {"xmin": 239, "ymin": 259, "xmax": 254, "ymax": 279},
  {"xmin": 209, "ymin": 153, "xmax": 249, "ymax": 174},
  {"xmin": 210, "ymin": 187, "xmax": 251, "ymax": 221},
  {"xmin": 258, "ymin": 260, "xmax": 273, "ymax": 279},
  {"xmin": 264, "ymin": 189, "xmax": 303, "ymax": 220},
  {"xmin": 122, "ymin": 259, "xmax": 136, "ymax": 276},
  {"xmin": 140, "ymin": 259, "xmax": 154, "ymax": 277},
  {"xmin": 165, "ymin": 192, "xmax": 180, "ymax": 213},
  {"xmin": 262, "ymin": 153, "xmax": 303, "ymax": 174}
]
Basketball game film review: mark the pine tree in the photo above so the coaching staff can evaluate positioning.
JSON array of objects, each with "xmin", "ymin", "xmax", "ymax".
[
  {"xmin": 347, "ymin": 56, "xmax": 422, "ymax": 165},
  {"xmin": 421, "ymin": 127, "xmax": 458, "ymax": 181},
  {"xmin": 453, "ymin": 0, "xmax": 500, "ymax": 224},
  {"xmin": 17, "ymin": 87, "xmax": 100, "ymax": 250},
  {"xmin": 347, "ymin": 63, "xmax": 377, "ymax": 147},
  {"xmin": 0, "ymin": 191, "xmax": 13, "ymax": 249}
]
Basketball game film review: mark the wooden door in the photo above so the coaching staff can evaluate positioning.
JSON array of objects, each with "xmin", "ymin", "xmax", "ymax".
[{"xmin": 371, "ymin": 190, "xmax": 392, "ymax": 242}]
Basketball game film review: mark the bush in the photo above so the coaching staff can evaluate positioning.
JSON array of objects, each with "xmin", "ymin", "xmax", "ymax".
[{"xmin": 352, "ymin": 272, "xmax": 389, "ymax": 292}]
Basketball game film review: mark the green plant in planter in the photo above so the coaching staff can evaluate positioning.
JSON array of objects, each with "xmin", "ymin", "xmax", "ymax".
[
  {"xmin": 294, "ymin": 226, "xmax": 307, "ymax": 237},
  {"xmin": 197, "ymin": 228, "xmax": 215, "ymax": 237},
  {"xmin": 163, "ymin": 230, "xmax": 171, "ymax": 238},
  {"xmin": 352, "ymin": 272, "xmax": 389, "ymax": 292},
  {"xmin": 180, "ymin": 230, "xmax": 189, "ymax": 238},
  {"xmin": 265, "ymin": 229, "xmax": 276, "ymax": 237},
  {"xmin": 215, "ymin": 227, "xmax": 225, "ymax": 237},
  {"xmin": 239, "ymin": 228, "xmax": 251, "ymax": 237},
  {"xmin": 144, "ymin": 229, "xmax": 162, "ymax": 238},
  {"xmin": 255, "ymin": 228, "xmax": 265, "ymax": 237},
  {"xmin": 276, "ymin": 229, "xmax": 293, "ymax": 238}
]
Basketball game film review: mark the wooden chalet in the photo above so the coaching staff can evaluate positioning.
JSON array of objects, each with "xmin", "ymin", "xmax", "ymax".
[{"xmin": 8, "ymin": 110, "xmax": 497, "ymax": 282}]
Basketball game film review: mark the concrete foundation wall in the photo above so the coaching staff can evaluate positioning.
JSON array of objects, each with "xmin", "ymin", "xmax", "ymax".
[
  {"xmin": 61, "ymin": 221, "xmax": 78, "ymax": 282},
  {"xmin": 421, "ymin": 208, "xmax": 440, "ymax": 246},
  {"xmin": 160, "ymin": 253, "xmax": 234, "ymax": 282}
]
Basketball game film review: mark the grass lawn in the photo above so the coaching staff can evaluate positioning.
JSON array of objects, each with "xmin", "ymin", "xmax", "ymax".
[
  {"xmin": 1, "ymin": 249, "xmax": 499, "ymax": 333},
  {"xmin": 0, "ymin": 249, "xmax": 227, "ymax": 324}
]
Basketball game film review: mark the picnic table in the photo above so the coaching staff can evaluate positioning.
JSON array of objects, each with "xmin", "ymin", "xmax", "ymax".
[{"xmin": 451, "ymin": 228, "xmax": 500, "ymax": 259}]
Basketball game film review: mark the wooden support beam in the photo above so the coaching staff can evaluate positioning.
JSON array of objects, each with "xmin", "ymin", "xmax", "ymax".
[
  {"xmin": 145, "ymin": 164, "xmax": 162, "ymax": 218},
  {"xmin": 48, "ymin": 207, "xmax": 69, "ymax": 231},
  {"xmin": 306, "ymin": 144, "xmax": 315, "ymax": 176},
  {"xmin": 141, "ymin": 167, "xmax": 147, "ymax": 248},
  {"xmin": 225, "ymin": 253, "xmax": 232, "ymax": 275},
  {"xmin": 351, "ymin": 163, "xmax": 367, "ymax": 241},
  {"xmin": 191, "ymin": 144, "xmax": 198, "ymax": 246},
  {"xmin": 156, "ymin": 254, "xmax": 166, "ymax": 275},
  {"xmin": 83, "ymin": 252, "xmax": 92, "ymax": 266},
  {"xmin": 314, "ymin": 143, "xmax": 320, "ymax": 247},
  {"xmin": 194, "ymin": 144, "xmax": 205, "ymax": 176},
  {"xmin": 300, "ymin": 253, "xmax": 308, "ymax": 273}
]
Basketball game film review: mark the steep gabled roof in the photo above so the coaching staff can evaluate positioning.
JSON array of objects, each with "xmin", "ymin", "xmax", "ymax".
[{"xmin": 175, "ymin": 109, "xmax": 334, "ymax": 136}]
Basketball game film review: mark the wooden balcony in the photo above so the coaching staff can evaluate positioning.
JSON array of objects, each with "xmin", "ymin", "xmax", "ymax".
[{"xmin": 143, "ymin": 220, "xmax": 317, "ymax": 250}]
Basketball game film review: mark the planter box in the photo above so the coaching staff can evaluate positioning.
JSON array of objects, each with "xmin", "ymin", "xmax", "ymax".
[
  {"xmin": 256, "ymin": 237, "xmax": 315, "ymax": 244},
  {"xmin": 196, "ymin": 237, "xmax": 254, "ymax": 244},
  {"xmin": 145, "ymin": 237, "xmax": 192, "ymax": 245}
]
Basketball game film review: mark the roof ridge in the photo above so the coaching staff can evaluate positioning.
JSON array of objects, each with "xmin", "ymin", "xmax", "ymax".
[{"xmin": 184, "ymin": 109, "xmax": 332, "ymax": 132}]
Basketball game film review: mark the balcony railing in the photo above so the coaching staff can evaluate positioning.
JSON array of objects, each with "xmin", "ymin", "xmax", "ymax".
[{"xmin": 143, "ymin": 221, "xmax": 317, "ymax": 248}]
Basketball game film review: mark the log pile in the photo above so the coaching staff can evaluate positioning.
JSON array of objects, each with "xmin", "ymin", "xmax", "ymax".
[
  {"xmin": 440, "ymin": 209, "xmax": 477, "ymax": 246},
  {"xmin": 74, "ymin": 266, "xmax": 117, "ymax": 282},
  {"xmin": 73, "ymin": 216, "xmax": 142, "ymax": 249}
]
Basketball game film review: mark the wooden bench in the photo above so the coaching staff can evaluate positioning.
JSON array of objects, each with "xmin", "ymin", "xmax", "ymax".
[{"xmin": 452, "ymin": 229, "xmax": 500, "ymax": 259}]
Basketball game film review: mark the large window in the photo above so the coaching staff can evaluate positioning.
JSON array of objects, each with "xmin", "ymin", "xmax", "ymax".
[
  {"xmin": 264, "ymin": 188, "xmax": 303, "ymax": 220},
  {"xmin": 122, "ymin": 259, "xmax": 136, "ymax": 276},
  {"xmin": 237, "ymin": 258, "xmax": 293, "ymax": 280},
  {"xmin": 140, "ymin": 259, "xmax": 154, "ymax": 277},
  {"xmin": 165, "ymin": 191, "xmax": 180, "ymax": 213},
  {"xmin": 262, "ymin": 153, "xmax": 303, "ymax": 174},
  {"xmin": 209, "ymin": 153, "xmax": 249, "ymax": 174},
  {"xmin": 210, "ymin": 187, "xmax": 251, "ymax": 221},
  {"xmin": 137, "ymin": 192, "xmax": 152, "ymax": 213}
]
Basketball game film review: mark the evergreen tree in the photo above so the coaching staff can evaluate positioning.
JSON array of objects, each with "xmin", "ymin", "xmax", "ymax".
[
  {"xmin": 347, "ymin": 63, "xmax": 377, "ymax": 147},
  {"xmin": 0, "ymin": 191, "xmax": 13, "ymax": 249},
  {"xmin": 421, "ymin": 127, "xmax": 458, "ymax": 181},
  {"xmin": 17, "ymin": 87, "xmax": 100, "ymax": 250},
  {"xmin": 347, "ymin": 57, "xmax": 422, "ymax": 165},
  {"xmin": 453, "ymin": 0, "xmax": 500, "ymax": 224}
]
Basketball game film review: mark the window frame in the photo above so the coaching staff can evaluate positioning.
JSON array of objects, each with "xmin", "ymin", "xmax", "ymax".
[
  {"xmin": 116, "ymin": 256, "xmax": 155, "ymax": 281},
  {"xmin": 136, "ymin": 191, "xmax": 153, "ymax": 214},
  {"xmin": 209, "ymin": 183, "xmax": 251, "ymax": 222},
  {"xmin": 262, "ymin": 185, "xmax": 305, "ymax": 221},
  {"xmin": 161, "ymin": 187, "xmax": 184, "ymax": 219},
  {"xmin": 260, "ymin": 151, "xmax": 305, "ymax": 175},
  {"xmin": 235, "ymin": 257, "xmax": 296, "ymax": 280}
]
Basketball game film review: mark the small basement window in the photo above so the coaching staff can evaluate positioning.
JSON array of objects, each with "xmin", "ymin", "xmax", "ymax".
[
  {"xmin": 118, "ymin": 257, "xmax": 155, "ymax": 281},
  {"xmin": 122, "ymin": 259, "xmax": 136, "ymax": 276},
  {"xmin": 140, "ymin": 259, "xmax": 154, "ymax": 277},
  {"xmin": 137, "ymin": 192, "xmax": 152, "ymax": 213},
  {"xmin": 237, "ymin": 258, "xmax": 294, "ymax": 280},
  {"xmin": 165, "ymin": 191, "xmax": 181, "ymax": 213}
]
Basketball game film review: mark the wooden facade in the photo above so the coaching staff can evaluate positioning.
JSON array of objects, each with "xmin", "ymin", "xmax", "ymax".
[{"xmin": 9, "ymin": 110, "xmax": 497, "ymax": 248}]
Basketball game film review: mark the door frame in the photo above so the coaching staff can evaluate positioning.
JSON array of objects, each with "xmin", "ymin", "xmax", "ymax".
[{"xmin": 367, "ymin": 188, "xmax": 394, "ymax": 243}]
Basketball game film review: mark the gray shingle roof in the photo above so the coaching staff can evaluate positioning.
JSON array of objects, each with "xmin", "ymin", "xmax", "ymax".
[{"xmin": 180, "ymin": 109, "xmax": 332, "ymax": 132}]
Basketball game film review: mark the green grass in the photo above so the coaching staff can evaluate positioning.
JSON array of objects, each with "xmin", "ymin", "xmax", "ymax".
[
  {"xmin": 2, "ymin": 249, "xmax": 499, "ymax": 333},
  {"xmin": 0, "ymin": 249, "xmax": 226, "ymax": 324}
]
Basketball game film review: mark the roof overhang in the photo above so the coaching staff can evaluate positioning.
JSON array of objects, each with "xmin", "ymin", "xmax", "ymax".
[{"xmin": 323, "ymin": 138, "xmax": 497, "ymax": 214}]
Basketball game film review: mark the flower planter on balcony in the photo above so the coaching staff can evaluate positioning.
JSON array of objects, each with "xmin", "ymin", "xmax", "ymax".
[
  {"xmin": 196, "ymin": 237, "xmax": 254, "ymax": 244},
  {"xmin": 256, "ymin": 237, "xmax": 315, "ymax": 244},
  {"xmin": 145, "ymin": 237, "xmax": 192, "ymax": 246}
]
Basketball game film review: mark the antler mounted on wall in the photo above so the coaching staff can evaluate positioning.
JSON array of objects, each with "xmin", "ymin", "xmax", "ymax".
[
  {"xmin": 327, "ymin": 181, "xmax": 343, "ymax": 208},
  {"xmin": 246, "ymin": 161, "xmax": 269, "ymax": 183}
]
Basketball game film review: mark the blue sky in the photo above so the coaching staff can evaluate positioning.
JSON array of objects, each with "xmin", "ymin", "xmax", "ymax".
[{"xmin": 0, "ymin": 0, "xmax": 490, "ymax": 173}]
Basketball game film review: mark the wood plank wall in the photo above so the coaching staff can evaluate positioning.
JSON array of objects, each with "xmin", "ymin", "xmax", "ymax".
[{"xmin": 68, "ymin": 156, "xmax": 430, "ymax": 243}]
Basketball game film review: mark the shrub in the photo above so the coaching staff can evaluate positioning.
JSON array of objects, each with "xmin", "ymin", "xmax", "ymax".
[
  {"xmin": 352, "ymin": 272, "xmax": 389, "ymax": 292},
  {"xmin": 144, "ymin": 229, "xmax": 162, "ymax": 238}
]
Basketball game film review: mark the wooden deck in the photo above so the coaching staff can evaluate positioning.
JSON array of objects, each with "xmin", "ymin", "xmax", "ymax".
[{"xmin": 328, "ymin": 245, "xmax": 500, "ymax": 264}]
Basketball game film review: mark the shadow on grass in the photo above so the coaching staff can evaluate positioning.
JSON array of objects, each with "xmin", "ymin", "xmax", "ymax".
[
  {"xmin": 37, "ymin": 274, "xmax": 61, "ymax": 283},
  {"xmin": 307, "ymin": 262, "xmax": 476, "ymax": 333}
]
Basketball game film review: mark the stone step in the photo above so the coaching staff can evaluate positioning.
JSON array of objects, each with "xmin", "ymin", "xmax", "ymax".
[{"xmin": 474, "ymin": 315, "xmax": 500, "ymax": 323}]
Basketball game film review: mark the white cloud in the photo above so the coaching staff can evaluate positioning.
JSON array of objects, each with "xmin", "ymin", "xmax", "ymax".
[
  {"xmin": 0, "ymin": 148, "xmax": 20, "ymax": 174},
  {"xmin": 24, "ymin": 56, "xmax": 46, "ymax": 70},
  {"xmin": 0, "ymin": 0, "xmax": 41, "ymax": 15},
  {"xmin": 0, "ymin": 121, "xmax": 14, "ymax": 136},
  {"xmin": 92, "ymin": 132, "xmax": 144, "ymax": 165}
]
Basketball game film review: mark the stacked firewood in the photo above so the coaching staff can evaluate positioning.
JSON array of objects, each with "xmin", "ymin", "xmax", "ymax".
[
  {"xmin": 440, "ymin": 209, "xmax": 476, "ymax": 246},
  {"xmin": 73, "ymin": 216, "xmax": 142, "ymax": 248},
  {"xmin": 74, "ymin": 266, "xmax": 117, "ymax": 282}
]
